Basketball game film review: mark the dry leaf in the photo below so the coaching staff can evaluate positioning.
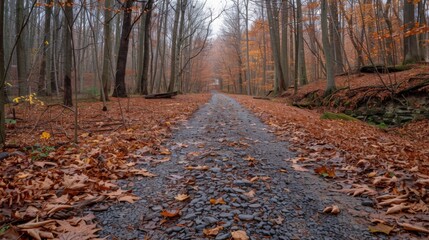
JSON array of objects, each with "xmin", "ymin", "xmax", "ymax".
[
  {"xmin": 174, "ymin": 194, "xmax": 190, "ymax": 201},
  {"xmin": 397, "ymin": 222, "xmax": 429, "ymax": 234},
  {"xmin": 314, "ymin": 165, "xmax": 336, "ymax": 178},
  {"xmin": 185, "ymin": 165, "xmax": 209, "ymax": 171},
  {"xmin": 323, "ymin": 205, "xmax": 340, "ymax": 215},
  {"xmin": 161, "ymin": 209, "xmax": 181, "ymax": 218},
  {"xmin": 368, "ymin": 223, "xmax": 394, "ymax": 235},
  {"xmin": 386, "ymin": 203, "xmax": 409, "ymax": 214},
  {"xmin": 367, "ymin": 172, "xmax": 377, "ymax": 178},
  {"xmin": 210, "ymin": 198, "xmax": 226, "ymax": 205},
  {"xmin": 292, "ymin": 164, "xmax": 309, "ymax": 172},
  {"xmin": 118, "ymin": 195, "xmax": 140, "ymax": 203},
  {"xmin": 243, "ymin": 190, "xmax": 256, "ymax": 198},
  {"xmin": 231, "ymin": 230, "xmax": 249, "ymax": 240},
  {"xmin": 203, "ymin": 226, "xmax": 223, "ymax": 236}
]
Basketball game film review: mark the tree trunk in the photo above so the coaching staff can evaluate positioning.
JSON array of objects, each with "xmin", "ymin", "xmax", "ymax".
[
  {"xmin": 112, "ymin": 0, "xmax": 134, "ymax": 98},
  {"xmin": 16, "ymin": 0, "xmax": 28, "ymax": 96},
  {"xmin": 296, "ymin": 0, "xmax": 307, "ymax": 85},
  {"xmin": 266, "ymin": 0, "xmax": 286, "ymax": 94},
  {"xmin": 244, "ymin": 0, "xmax": 251, "ymax": 95},
  {"xmin": 63, "ymin": 0, "xmax": 73, "ymax": 106},
  {"xmin": 168, "ymin": 0, "xmax": 182, "ymax": 92},
  {"xmin": 101, "ymin": 0, "xmax": 112, "ymax": 101},
  {"xmin": 38, "ymin": 0, "xmax": 52, "ymax": 95},
  {"xmin": 281, "ymin": 0, "xmax": 289, "ymax": 88},
  {"xmin": 0, "ymin": 0, "xmax": 5, "ymax": 145},
  {"xmin": 329, "ymin": 0, "xmax": 344, "ymax": 74},
  {"xmin": 321, "ymin": 0, "xmax": 335, "ymax": 95},
  {"xmin": 139, "ymin": 0, "xmax": 153, "ymax": 95},
  {"xmin": 403, "ymin": 0, "xmax": 419, "ymax": 63}
]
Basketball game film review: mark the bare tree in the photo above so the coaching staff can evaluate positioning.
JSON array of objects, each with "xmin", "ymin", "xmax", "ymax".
[
  {"xmin": 139, "ymin": 0, "xmax": 153, "ymax": 95},
  {"xmin": 321, "ymin": 0, "xmax": 335, "ymax": 95},
  {"xmin": 62, "ymin": 0, "xmax": 73, "ymax": 106},
  {"xmin": 101, "ymin": 0, "xmax": 113, "ymax": 101},
  {"xmin": 112, "ymin": 0, "xmax": 135, "ymax": 98},
  {"xmin": 16, "ymin": 0, "xmax": 28, "ymax": 96},
  {"xmin": 0, "ymin": 0, "xmax": 5, "ymax": 145},
  {"xmin": 38, "ymin": 0, "xmax": 52, "ymax": 95}
]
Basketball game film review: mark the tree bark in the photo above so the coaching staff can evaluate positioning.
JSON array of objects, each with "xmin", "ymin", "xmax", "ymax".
[
  {"xmin": 403, "ymin": 0, "xmax": 419, "ymax": 63},
  {"xmin": 168, "ymin": 0, "xmax": 182, "ymax": 92},
  {"xmin": 16, "ymin": 0, "xmax": 28, "ymax": 96},
  {"xmin": 63, "ymin": 0, "xmax": 73, "ymax": 106},
  {"xmin": 266, "ymin": 0, "xmax": 286, "ymax": 94},
  {"xmin": 244, "ymin": 0, "xmax": 251, "ymax": 95},
  {"xmin": 296, "ymin": 0, "xmax": 307, "ymax": 85},
  {"xmin": 38, "ymin": 0, "xmax": 52, "ymax": 95},
  {"xmin": 139, "ymin": 0, "xmax": 153, "ymax": 95},
  {"xmin": 321, "ymin": 0, "xmax": 336, "ymax": 95},
  {"xmin": 101, "ymin": 0, "xmax": 112, "ymax": 101},
  {"xmin": 0, "ymin": 0, "xmax": 5, "ymax": 145},
  {"xmin": 281, "ymin": 0, "xmax": 289, "ymax": 88},
  {"xmin": 329, "ymin": 0, "xmax": 344, "ymax": 74},
  {"xmin": 112, "ymin": 0, "xmax": 134, "ymax": 98}
]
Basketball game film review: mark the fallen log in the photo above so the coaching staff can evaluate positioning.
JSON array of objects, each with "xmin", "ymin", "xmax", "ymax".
[{"xmin": 144, "ymin": 91, "xmax": 178, "ymax": 99}]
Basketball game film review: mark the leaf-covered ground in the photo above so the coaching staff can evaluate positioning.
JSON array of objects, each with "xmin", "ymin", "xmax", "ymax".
[
  {"xmin": 234, "ymin": 95, "xmax": 429, "ymax": 237},
  {"xmin": 0, "ymin": 94, "xmax": 210, "ymax": 239}
]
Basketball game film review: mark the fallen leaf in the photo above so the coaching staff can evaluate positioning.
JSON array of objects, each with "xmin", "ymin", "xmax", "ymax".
[
  {"xmin": 368, "ymin": 223, "xmax": 394, "ymax": 235},
  {"xmin": 243, "ymin": 190, "xmax": 256, "ymax": 198},
  {"xmin": 314, "ymin": 165, "xmax": 336, "ymax": 178},
  {"xmin": 203, "ymin": 226, "xmax": 223, "ymax": 236},
  {"xmin": 186, "ymin": 165, "xmax": 209, "ymax": 171},
  {"xmin": 292, "ymin": 164, "xmax": 309, "ymax": 172},
  {"xmin": 161, "ymin": 209, "xmax": 181, "ymax": 218},
  {"xmin": 118, "ymin": 195, "xmax": 140, "ymax": 204},
  {"xmin": 210, "ymin": 198, "xmax": 226, "ymax": 205},
  {"xmin": 231, "ymin": 230, "xmax": 249, "ymax": 240},
  {"xmin": 386, "ymin": 203, "xmax": 409, "ymax": 214},
  {"xmin": 174, "ymin": 194, "xmax": 190, "ymax": 201},
  {"xmin": 397, "ymin": 222, "xmax": 429, "ymax": 234},
  {"xmin": 323, "ymin": 205, "xmax": 340, "ymax": 215}
]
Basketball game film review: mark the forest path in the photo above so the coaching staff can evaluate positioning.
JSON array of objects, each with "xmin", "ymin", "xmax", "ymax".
[{"xmin": 95, "ymin": 93, "xmax": 379, "ymax": 239}]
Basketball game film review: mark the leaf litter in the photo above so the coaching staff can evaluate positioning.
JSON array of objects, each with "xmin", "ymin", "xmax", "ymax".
[
  {"xmin": 0, "ymin": 94, "xmax": 210, "ymax": 239},
  {"xmin": 234, "ymin": 94, "xmax": 429, "ymax": 236}
]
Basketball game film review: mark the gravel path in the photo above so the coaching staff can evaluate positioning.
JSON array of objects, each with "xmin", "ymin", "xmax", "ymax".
[{"xmin": 94, "ymin": 93, "xmax": 380, "ymax": 239}]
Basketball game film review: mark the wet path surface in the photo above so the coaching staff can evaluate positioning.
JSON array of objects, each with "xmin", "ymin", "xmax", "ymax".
[{"xmin": 95, "ymin": 93, "xmax": 378, "ymax": 239}]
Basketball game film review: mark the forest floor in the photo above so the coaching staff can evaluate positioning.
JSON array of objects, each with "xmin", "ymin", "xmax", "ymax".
[{"xmin": 0, "ymin": 67, "xmax": 428, "ymax": 239}]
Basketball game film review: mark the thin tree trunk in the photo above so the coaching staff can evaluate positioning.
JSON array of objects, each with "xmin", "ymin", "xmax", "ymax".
[
  {"xmin": 139, "ymin": 0, "xmax": 153, "ymax": 95},
  {"xmin": 168, "ymin": 0, "xmax": 182, "ymax": 92},
  {"xmin": 16, "ymin": 0, "xmax": 28, "ymax": 96},
  {"xmin": 38, "ymin": 0, "xmax": 52, "ymax": 95},
  {"xmin": 63, "ymin": 0, "xmax": 73, "ymax": 106},
  {"xmin": 296, "ymin": 0, "xmax": 307, "ymax": 85},
  {"xmin": 281, "ymin": 0, "xmax": 289, "ymax": 88},
  {"xmin": 101, "ymin": 0, "xmax": 112, "ymax": 101},
  {"xmin": 321, "ymin": 0, "xmax": 336, "ymax": 95},
  {"xmin": 0, "ymin": 0, "xmax": 6, "ymax": 145},
  {"xmin": 403, "ymin": 0, "xmax": 419, "ymax": 63},
  {"xmin": 329, "ymin": 0, "xmax": 344, "ymax": 74},
  {"xmin": 244, "ymin": 0, "xmax": 251, "ymax": 95},
  {"xmin": 112, "ymin": 0, "xmax": 134, "ymax": 98}
]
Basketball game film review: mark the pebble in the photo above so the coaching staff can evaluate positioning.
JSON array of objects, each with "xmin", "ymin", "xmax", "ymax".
[{"xmin": 238, "ymin": 214, "xmax": 254, "ymax": 221}]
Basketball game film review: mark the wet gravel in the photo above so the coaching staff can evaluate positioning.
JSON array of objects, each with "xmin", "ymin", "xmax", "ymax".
[{"xmin": 94, "ymin": 93, "xmax": 381, "ymax": 239}]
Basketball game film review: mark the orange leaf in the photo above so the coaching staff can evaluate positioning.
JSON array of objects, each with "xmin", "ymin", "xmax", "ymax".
[
  {"xmin": 368, "ymin": 223, "xmax": 394, "ymax": 235},
  {"xmin": 210, "ymin": 197, "xmax": 226, "ymax": 205},
  {"xmin": 203, "ymin": 226, "xmax": 223, "ymax": 236},
  {"xmin": 231, "ymin": 230, "xmax": 249, "ymax": 240},
  {"xmin": 314, "ymin": 165, "xmax": 336, "ymax": 178},
  {"xmin": 161, "ymin": 209, "xmax": 181, "ymax": 218},
  {"xmin": 174, "ymin": 194, "xmax": 190, "ymax": 201}
]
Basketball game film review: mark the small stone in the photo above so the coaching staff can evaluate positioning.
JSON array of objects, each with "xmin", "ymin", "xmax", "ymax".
[
  {"xmin": 249, "ymin": 203, "xmax": 261, "ymax": 208},
  {"xmin": 183, "ymin": 213, "xmax": 197, "ymax": 220},
  {"xmin": 361, "ymin": 200, "xmax": 374, "ymax": 207},
  {"xmin": 166, "ymin": 226, "xmax": 183, "ymax": 233},
  {"xmin": 216, "ymin": 233, "xmax": 231, "ymax": 240},
  {"xmin": 233, "ymin": 180, "xmax": 252, "ymax": 187},
  {"xmin": 203, "ymin": 216, "xmax": 218, "ymax": 224},
  {"xmin": 219, "ymin": 212, "xmax": 233, "ymax": 218},
  {"xmin": 238, "ymin": 214, "xmax": 254, "ymax": 221}
]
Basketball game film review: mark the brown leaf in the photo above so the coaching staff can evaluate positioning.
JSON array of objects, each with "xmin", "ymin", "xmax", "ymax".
[
  {"xmin": 323, "ymin": 205, "xmax": 340, "ymax": 215},
  {"xmin": 174, "ymin": 194, "xmax": 190, "ymax": 202},
  {"xmin": 243, "ymin": 190, "xmax": 256, "ymax": 198},
  {"xmin": 160, "ymin": 209, "xmax": 181, "ymax": 218},
  {"xmin": 210, "ymin": 197, "xmax": 226, "ymax": 205},
  {"xmin": 185, "ymin": 165, "xmax": 209, "ymax": 171},
  {"xmin": 231, "ymin": 230, "xmax": 249, "ymax": 240},
  {"xmin": 118, "ymin": 195, "xmax": 140, "ymax": 204},
  {"xmin": 292, "ymin": 164, "xmax": 309, "ymax": 172},
  {"xmin": 397, "ymin": 222, "xmax": 429, "ymax": 234},
  {"xmin": 203, "ymin": 226, "xmax": 223, "ymax": 236},
  {"xmin": 368, "ymin": 223, "xmax": 394, "ymax": 235},
  {"xmin": 17, "ymin": 220, "xmax": 56, "ymax": 229},
  {"xmin": 386, "ymin": 203, "xmax": 409, "ymax": 214},
  {"xmin": 314, "ymin": 165, "xmax": 336, "ymax": 178}
]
